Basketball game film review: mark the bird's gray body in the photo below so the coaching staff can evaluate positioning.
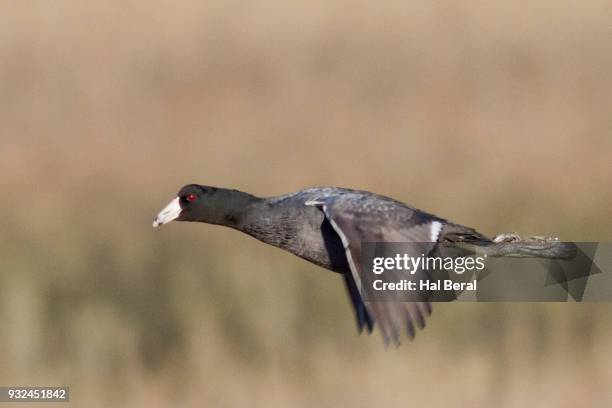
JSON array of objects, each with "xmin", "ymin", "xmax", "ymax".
[
  {"xmin": 239, "ymin": 188, "xmax": 356, "ymax": 272},
  {"xmin": 240, "ymin": 187, "xmax": 479, "ymax": 272},
  {"xmin": 239, "ymin": 188, "xmax": 343, "ymax": 271},
  {"xmin": 235, "ymin": 187, "xmax": 485, "ymax": 343}
]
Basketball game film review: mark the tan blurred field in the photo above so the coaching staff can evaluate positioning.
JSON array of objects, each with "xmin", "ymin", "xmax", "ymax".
[{"xmin": 1, "ymin": 1, "xmax": 611, "ymax": 407}]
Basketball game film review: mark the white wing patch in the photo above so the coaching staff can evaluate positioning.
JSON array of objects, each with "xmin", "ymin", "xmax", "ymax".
[
  {"xmin": 305, "ymin": 200, "xmax": 325, "ymax": 206},
  {"xmin": 430, "ymin": 221, "xmax": 443, "ymax": 242}
]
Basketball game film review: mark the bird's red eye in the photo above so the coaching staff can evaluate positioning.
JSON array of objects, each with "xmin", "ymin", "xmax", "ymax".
[{"xmin": 186, "ymin": 194, "xmax": 197, "ymax": 202}]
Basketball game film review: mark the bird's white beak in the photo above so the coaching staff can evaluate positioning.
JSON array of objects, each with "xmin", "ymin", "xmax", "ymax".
[{"xmin": 153, "ymin": 197, "xmax": 182, "ymax": 227}]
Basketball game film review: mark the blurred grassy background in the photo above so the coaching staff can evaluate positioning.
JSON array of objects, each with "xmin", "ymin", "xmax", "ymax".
[{"xmin": 1, "ymin": 1, "xmax": 611, "ymax": 407}]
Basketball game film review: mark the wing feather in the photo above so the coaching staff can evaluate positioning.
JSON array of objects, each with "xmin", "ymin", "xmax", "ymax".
[{"xmin": 307, "ymin": 195, "xmax": 439, "ymax": 345}]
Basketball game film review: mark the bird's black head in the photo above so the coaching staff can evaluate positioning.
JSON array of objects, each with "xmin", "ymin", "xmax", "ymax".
[{"xmin": 153, "ymin": 184, "xmax": 255, "ymax": 228}]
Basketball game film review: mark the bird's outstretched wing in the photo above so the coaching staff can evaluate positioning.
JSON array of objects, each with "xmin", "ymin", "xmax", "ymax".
[{"xmin": 306, "ymin": 194, "xmax": 445, "ymax": 345}]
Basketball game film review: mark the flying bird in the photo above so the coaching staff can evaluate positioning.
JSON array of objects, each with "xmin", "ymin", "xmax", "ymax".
[{"xmin": 153, "ymin": 185, "xmax": 574, "ymax": 345}]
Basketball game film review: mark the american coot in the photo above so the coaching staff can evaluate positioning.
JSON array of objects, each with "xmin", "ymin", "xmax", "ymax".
[{"xmin": 153, "ymin": 184, "xmax": 573, "ymax": 345}]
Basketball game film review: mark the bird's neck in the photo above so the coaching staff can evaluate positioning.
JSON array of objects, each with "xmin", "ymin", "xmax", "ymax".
[
  {"xmin": 206, "ymin": 189, "xmax": 261, "ymax": 228},
  {"xmin": 232, "ymin": 196, "xmax": 295, "ymax": 246}
]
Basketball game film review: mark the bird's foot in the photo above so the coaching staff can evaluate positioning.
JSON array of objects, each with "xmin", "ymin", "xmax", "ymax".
[{"xmin": 493, "ymin": 233, "xmax": 522, "ymax": 243}]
